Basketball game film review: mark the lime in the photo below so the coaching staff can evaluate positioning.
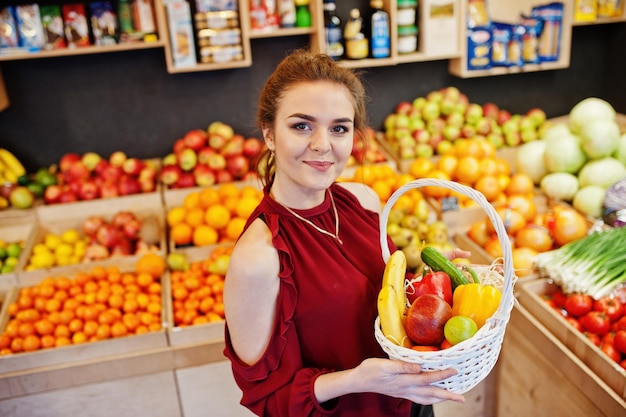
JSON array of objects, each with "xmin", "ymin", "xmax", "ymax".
[
  {"xmin": 5, "ymin": 257, "xmax": 18, "ymax": 267},
  {"xmin": 1, "ymin": 264, "xmax": 13, "ymax": 274},
  {"xmin": 444, "ymin": 316, "xmax": 478, "ymax": 345},
  {"xmin": 35, "ymin": 168, "xmax": 57, "ymax": 187},
  {"xmin": 27, "ymin": 182, "xmax": 44, "ymax": 198},
  {"xmin": 0, "ymin": 246, "xmax": 7, "ymax": 260},
  {"xmin": 17, "ymin": 174, "xmax": 31, "ymax": 186},
  {"xmin": 6, "ymin": 242, "xmax": 22, "ymax": 258},
  {"xmin": 167, "ymin": 253, "xmax": 189, "ymax": 271}
]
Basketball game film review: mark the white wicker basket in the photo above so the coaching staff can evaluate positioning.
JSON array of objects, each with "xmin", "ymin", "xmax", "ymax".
[{"xmin": 375, "ymin": 179, "xmax": 516, "ymax": 394}]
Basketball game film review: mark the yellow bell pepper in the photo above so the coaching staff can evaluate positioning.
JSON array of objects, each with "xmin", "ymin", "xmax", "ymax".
[{"xmin": 451, "ymin": 283, "xmax": 502, "ymax": 328}]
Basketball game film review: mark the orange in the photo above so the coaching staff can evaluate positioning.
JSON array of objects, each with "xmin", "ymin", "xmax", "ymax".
[
  {"xmin": 167, "ymin": 206, "xmax": 187, "ymax": 227},
  {"xmin": 91, "ymin": 266, "xmax": 107, "ymax": 281},
  {"xmin": 55, "ymin": 336, "xmax": 71, "ymax": 347},
  {"xmin": 183, "ymin": 192, "xmax": 201, "ymax": 210},
  {"xmin": 10, "ymin": 337, "xmax": 24, "ymax": 353},
  {"xmin": 371, "ymin": 179, "xmax": 392, "ymax": 202},
  {"xmin": 436, "ymin": 154, "xmax": 458, "ymax": 177},
  {"xmin": 494, "ymin": 158, "xmax": 512, "ymax": 176},
  {"xmin": 474, "ymin": 175, "xmax": 501, "ymax": 202},
  {"xmin": 122, "ymin": 298, "xmax": 139, "ymax": 314},
  {"xmin": 234, "ymin": 196, "xmax": 259, "ymax": 219},
  {"xmin": 217, "ymin": 183, "xmax": 240, "ymax": 200},
  {"xmin": 391, "ymin": 194, "xmax": 415, "ymax": 214},
  {"xmin": 55, "ymin": 276, "xmax": 72, "ymax": 290},
  {"xmin": 225, "ymin": 217, "xmax": 247, "ymax": 241},
  {"xmin": 111, "ymin": 321, "xmax": 128, "ymax": 338},
  {"xmin": 507, "ymin": 194, "xmax": 537, "ymax": 221},
  {"xmin": 198, "ymin": 187, "xmax": 221, "ymax": 209},
  {"xmin": 512, "ymin": 247, "xmax": 539, "ymax": 277},
  {"xmin": 135, "ymin": 253, "xmax": 166, "ymax": 279},
  {"xmin": 204, "ymin": 204, "xmax": 231, "ymax": 229},
  {"xmin": 83, "ymin": 320, "xmax": 99, "ymax": 337},
  {"xmin": 239, "ymin": 185, "xmax": 260, "ymax": 199},
  {"xmin": 222, "ymin": 196, "xmax": 239, "ymax": 213},
  {"xmin": 22, "ymin": 334, "xmax": 41, "ymax": 352},
  {"xmin": 193, "ymin": 225, "xmax": 219, "ymax": 246},
  {"xmin": 122, "ymin": 314, "xmax": 141, "ymax": 332},
  {"xmin": 515, "ymin": 225, "xmax": 553, "ymax": 253},
  {"xmin": 478, "ymin": 139, "xmax": 496, "ymax": 158},
  {"xmin": 478, "ymin": 157, "xmax": 499, "ymax": 176},
  {"xmin": 34, "ymin": 319, "xmax": 54, "ymax": 336},
  {"xmin": 409, "ymin": 157, "xmax": 435, "ymax": 179},
  {"xmin": 421, "ymin": 170, "xmax": 450, "ymax": 199},
  {"xmin": 506, "ymin": 173, "xmax": 535, "ymax": 196},
  {"xmin": 454, "ymin": 156, "xmax": 481, "ymax": 184},
  {"xmin": 40, "ymin": 335, "xmax": 56, "ymax": 349},
  {"xmin": 136, "ymin": 272, "xmax": 154, "ymax": 288},
  {"xmin": 72, "ymin": 332, "xmax": 87, "ymax": 344},
  {"xmin": 108, "ymin": 294, "xmax": 124, "ymax": 309},
  {"xmin": 184, "ymin": 207, "xmax": 206, "ymax": 228},
  {"xmin": 54, "ymin": 324, "xmax": 70, "ymax": 338},
  {"xmin": 96, "ymin": 323, "xmax": 111, "ymax": 340},
  {"xmin": 454, "ymin": 139, "xmax": 483, "ymax": 158}
]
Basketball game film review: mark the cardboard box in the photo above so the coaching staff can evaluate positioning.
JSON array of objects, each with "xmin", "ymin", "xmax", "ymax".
[
  {"xmin": 419, "ymin": 0, "xmax": 460, "ymax": 56},
  {"xmin": 165, "ymin": 1, "xmax": 197, "ymax": 68},
  {"xmin": 0, "ymin": 257, "xmax": 169, "ymax": 374},
  {"xmin": 517, "ymin": 278, "xmax": 626, "ymax": 400}
]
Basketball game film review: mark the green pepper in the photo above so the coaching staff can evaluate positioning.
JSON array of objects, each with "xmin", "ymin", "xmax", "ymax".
[{"xmin": 451, "ymin": 283, "xmax": 502, "ymax": 328}]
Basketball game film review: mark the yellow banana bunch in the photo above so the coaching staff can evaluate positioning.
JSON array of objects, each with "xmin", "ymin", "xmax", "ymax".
[
  {"xmin": 381, "ymin": 250, "xmax": 408, "ymax": 316},
  {"xmin": 0, "ymin": 148, "xmax": 26, "ymax": 183},
  {"xmin": 378, "ymin": 285, "xmax": 411, "ymax": 347}
]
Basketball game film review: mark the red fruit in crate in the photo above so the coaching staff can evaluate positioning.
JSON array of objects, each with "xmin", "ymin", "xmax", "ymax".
[
  {"xmin": 123, "ymin": 218, "xmax": 143, "ymax": 241},
  {"xmin": 93, "ymin": 159, "xmax": 110, "ymax": 177},
  {"xmin": 43, "ymin": 184, "xmax": 63, "ymax": 204},
  {"xmin": 111, "ymin": 239, "xmax": 133, "ymax": 256},
  {"xmin": 58, "ymin": 189, "xmax": 78, "ymax": 203},
  {"xmin": 112, "ymin": 211, "xmax": 136, "ymax": 229},
  {"xmin": 84, "ymin": 243, "xmax": 110, "ymax": 261},
  {"xmin": 109, "ymin": 151, "xmax": 127, "ymax": 167},
  {"xmin": 215, "ymin": 169, "xmax": 233, "ymax": 184},
  {"xmin": 226, "ymin": 155, "xmax": 249, "ymax": 179},
  {"xmin": 183, "ymin": 129, "xmax": 208, "ymax": 151},
  {"xmin": 197, "ymin": 146, "xmax": 216, "ymax": 165},
  {"xmin": 206, "ymin": 153, "xmax": 227, "ymax": 171},
  {"xmin": 242, "ymin": 137, "xmax": 263, "ymax": 158},
  {"xmin": 117, "ymin": 175, "xmax": 141, "ymax": 196},
  {"xmin": 63, "ymin": 161, "xmax": 90, "ymax": 182},
  {"xmin": 193, "ymin": 164, "xmax": 216, "ymax": 187},
  {"xmin": 77, "ymin": 180, "xmax": 100, "ymax": 201},
  {"xmin": 173, "ymin": 138, "xmax": 188, "ymax": 155},
  {"xmin": 83, "ymin": 216, "xmax": 106, "ymax": 238},
  {"xmin": 59, "ymin": 153, "xmax": 82, "ymax": 172},
  {"xmin": 99, "ymin": 164, "xmax": 123, "ymax": 183},
  {"xmin": 174, "ymin": 172, "xmax": 196, "ymax": 188},
  {"xmin": 96, "ymin": 224, "xmax": 122, "ymax": 249},
  {"xmin": 405, "ymin": 294, "xmax": 452, "ymax": 346},
  {"xmin": 220, "ymin": 134, "xmax": 245, "ymax": 157},
  {"xmin": 100, "ymin": 182, "xmax": 119, "ymax": 199},
  {"xmin": 122, "ymin": 157, "xmax": 145, "ymax": 176},
  {"xmin": 160, "ymin": 165, "xmax": 183, "ymax": 186},
  {"xmin": 208, "ymin": 133, "xmax": 227, "ymax": 151}
]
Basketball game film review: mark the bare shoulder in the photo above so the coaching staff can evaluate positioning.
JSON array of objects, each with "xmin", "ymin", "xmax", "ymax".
[{"xmin": 336, "ymin": 182, "xmax": 382, "ymax": 214}]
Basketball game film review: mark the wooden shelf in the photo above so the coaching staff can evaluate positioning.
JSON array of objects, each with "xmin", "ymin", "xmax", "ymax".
[{"xmin": 249, "ymin": 27, "xmax": 315, "ymax": 39}]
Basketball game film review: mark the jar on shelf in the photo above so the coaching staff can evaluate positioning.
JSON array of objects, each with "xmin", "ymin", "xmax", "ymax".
[
  {"xmin": 397, "ymin": 0, "xmax": 417, "ymax": 27},
  {"xmin": 397, "ymin": 24, "xmax": 418, "ymax": 54}
]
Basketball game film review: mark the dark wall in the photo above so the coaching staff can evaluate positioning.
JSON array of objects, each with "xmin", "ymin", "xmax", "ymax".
[{"xmin": 0, "ymin": 23, "xmax": 624, "ymax": 172}]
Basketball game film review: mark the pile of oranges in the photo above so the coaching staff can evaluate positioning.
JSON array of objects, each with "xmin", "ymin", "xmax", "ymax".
[
  {"xmin": 166, "ymin": 183, "xmax": 263, "ymax": 248},
  {"xmin": 343, "ymin": 163, "xmax": 422, "ymax": 205},
  {"xmin": 0, "ymin": 253, "xmax": 166, "ymax": 354},
  {"xmin": 170, "ymin": 246, "xmax": 231, "ymax": 327},
  {"xmin": 408, "ymin": 138, "xmax": 520, "ymax": 207}
]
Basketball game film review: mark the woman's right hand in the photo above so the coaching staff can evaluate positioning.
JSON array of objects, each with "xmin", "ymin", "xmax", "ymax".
[{"xmin": 352, "ymin": 357, "xmax": 465, "ymax": 405}]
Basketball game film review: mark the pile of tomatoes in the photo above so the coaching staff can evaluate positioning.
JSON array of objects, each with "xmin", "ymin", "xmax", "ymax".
[{"xmin": 544, "ymin": 287, "xmax": 626, "ymax": 370}]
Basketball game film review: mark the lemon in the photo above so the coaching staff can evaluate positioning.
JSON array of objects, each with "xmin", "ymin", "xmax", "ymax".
[
  {"xmin": 44, "ymin": 234, "xmax": 62, "ymax": 250},
  {"xmin": 32, "ymin": 243, "xmax": 50, "ymax": 255},
  {"xmin": 55, "ymin": 243, "xmax": 74, "ymax": 258},
  {"xmin": 5, "ymin": 257, "xmax": 18, "ymax": 267},
  {"xmin": 74, "ymin": 241, "xmax": 87, "ymax": 259},
  {"xmin": 31, "ymin": 252, "xmax": 55, "ymax": 268},
  {"xmin": 61, "ymin": 229, "xmax": 81, "ymax": 244},
  {"xmin": 56, "ymin": 255, "xmax": 73, "ymax": 266}
]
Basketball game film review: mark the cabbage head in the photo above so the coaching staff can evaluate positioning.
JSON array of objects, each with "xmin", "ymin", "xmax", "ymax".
[
  {"xmin": 569, "ymin": 97, "xmax": 616, "ymax": 134},
  {"xmin": 578, "ymin": 157, "xmax": 626, "ymax": 189},
  {"xmin": 543, "ymin": 133, "xmax": 587, "ymax": 173}
]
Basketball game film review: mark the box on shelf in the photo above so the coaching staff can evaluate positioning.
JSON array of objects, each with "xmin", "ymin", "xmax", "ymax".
[
  {"xmin": 0, "ymin": 256, "xmax": 169, "ymax": 374},
  {"xmin": 165, "ymin": 245, "xmax": 230, "ymax": 346},
  {"xmin": 517, "ymin": 278, "xmax": 626, "ymax": 400},
  {"xmin": 419, "ymin": 0, "xmax": 460, "ymax": 56},
  {"xmin": 20, "ymin": 192, "xmax": 166, "ymax": 287}
]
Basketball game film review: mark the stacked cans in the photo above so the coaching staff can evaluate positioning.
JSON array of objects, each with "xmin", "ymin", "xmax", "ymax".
[{"xmin": 194, "ymin": 2, "xmax": 243, "ymax": 64}]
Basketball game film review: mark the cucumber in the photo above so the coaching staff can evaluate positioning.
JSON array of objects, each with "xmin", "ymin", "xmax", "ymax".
[{"xmin": 420, "ymin": 246, "xmax": 470, "ymax": 289}]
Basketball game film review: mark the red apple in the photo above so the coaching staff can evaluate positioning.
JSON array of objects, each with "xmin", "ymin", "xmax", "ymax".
[
  {"xmin": 109, "ymin": 151, "xmax": 127, "ymax": 167},
  {"xmin": 59, "ymin": 153, "xmax": 81, "ymax": 172},
  {"xmin": 111, "ymin": 239, "xmax": 133, "ymax": 257},
  {"xmin": 93, "ymin": 159, "xmax": 110, "ymax": 177},
  {"xmin": 395, "ymin": 101, "xmax": 413, "ymax": 115},
  {"xmin": 77, "ymin": 180, "xmax": 100, "ymax": 200},
  {"xmin": 412, "ymin": 129, "xmax": 430, "ymax": 144},
  {"xmin": 242, "ymin": 138, "xmax": 263, "ymax": 158},
  {"xmin": 207, "ymin": 121, "xmax": 234, "ymax": 140},
  {"xmin": 174, "ymin": 172, "xmax": 196, "ymax": 188},
  {"xmin": 193, "ymin": 163, "xmax": 216, "ymax": 187},
  {"xmin": 81, "ymin": 152, "xmax": 102, "ymax": 171},
  {"xmin": 112, "ymin": 211, "xmax": 136, "ymax": 229},
  {"xmin": 215, "ymin": 169, "xmax": 233, "ymax": 184},
  {"xmin": 83, "ymin": 216, "xmax": 106, "ymax": 238},
  {"xmin": 122, "ymin": 218, "xmax": 142, "ymax": 240},
  {"xmin": 208, "ymin": 133, "xmax": 227, "ymax": 151},
  {"xmin": 475, "ymin": 117, "xmax": 492, "ymax": 136},
  {"xmin": 183, "ymin": 129, "xmax": 208, "ymax": 151},
  {"xmin": 43, "ymin": 184, "xmax": 63, "ymax": 204},
  {"xmin": 526, "ymin": 108, "xmax": 547, "ymax": 126},
  {"xmin": 100, "ymin": 164, "xmax": 123, "ymax": 183},
  {"xmin": 58, "ymin": 189, "xmax": 78, "ymax": 203},
  {"xmin": 220, "ymin": 134, "xmax": 245, "ymax": 157},
  {"xmin": 160, "ymin": 165, "xmax": 183, "ymax": 186},
  {"xmin": 84, "ymin": 243, "xmax": 110, "ymax": 261},
  {"xmin": 178, "ymin": 148, "xmax": 198, "ymax": 172},
  {"xmin": 206, "ymin": 152, "xmax": 227, "ymax": 171},
  {"xmin": 173, "ymin": 138, "xmax": 188, "ymax": 155},
  {"xmin": 100, "ymin": 182, "xmax": 119, "ymax": 198},
  {"xmin": 465, "ymin": 103, "xmax": 483, "ymax": 125},
  {"xmin": 63, "ymin": 161, "xmax": 90, "ymax": 183},
  {"xmin": 117, "ymin": 175, "xmax": 141, "ymax": 196},
  {"xmin": 197, "ymin": 147, "xmax": 217, "ymax": 165},
  {"xmin": 497, "ymin": 109, "xmax": 512, "ymax": 126},
  {"xmin": 405, "ymin": 294, "xmax": 452, "ymax": 346},
  {"xmin": 96, "ymin": 224, "xmax": 122, "ymax": 249},
  {"xmin": 122, "ymin": 157, "xmax": 145, "ymax": 176},
  {"xmin": 226, "ymin": 155, "xmax": 249, "ymax": 179}
]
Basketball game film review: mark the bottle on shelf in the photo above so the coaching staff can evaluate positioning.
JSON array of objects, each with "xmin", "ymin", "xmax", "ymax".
[
  {"xmin": 279, "ymin": 0, "xmax": 296, "ymax": 28},
  {"xmin": 294, "ymin": 0, "xmax": 312, "ymax": 28},
  {"xmin": 344, "ymin": 8, "xmax": 368, "ymax": 60},
  {"xmin": 323, "ymin": 0, "xmax": 343, "ymax": 60},
  {"xmin": 368, "ymin": 0, "xmax": 390, "ymax": 58}
]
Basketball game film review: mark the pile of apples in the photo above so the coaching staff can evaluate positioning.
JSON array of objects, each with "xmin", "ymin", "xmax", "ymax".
[
  {"xmin": 346, "ymin": 127, "xmax": 389, "ymax": 168},
  {"xmin": 43, "ymin": 151, "xmax": 158, "ymax": 204},
  {"xmin": 159, "ymin": 121, "xmax": 264, "ymax": 189},
  {"xmin": 382, "ymin": 86, "xmax": 548, "ymax": 159}
]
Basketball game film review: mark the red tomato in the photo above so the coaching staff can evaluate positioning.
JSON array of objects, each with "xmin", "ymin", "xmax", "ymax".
[
  {"xmin": 613, "ymin": 316, "xmax": 626, "ymax": 332},
  {"xmin": 565, "ymin": 316, "xmax": 582, "ymax": 332},
  {"xmin": 564, "ymin": 294, "xmax": 593, "ymax": 317},
  {"xmin": 614, "ymin": 330, "xmax": 626, "ymax": 354},
  {"xmin": 583, "ymin": 331, "xmax": 601, "ymax": 347},
  {"xmin": 551, "ymin": 288, "xmax": 567, "ymax": 309},
  {"xmin": 602, "ymin": 331, "xmax": 616, "ymax": 346},
  {"xmin": 440, "ymin": 339, "xmax": 453, "ymax": 350},
  {"xmin": 580, "ymin": 311, "xmax": 611, "ymax": 335},
  {"xmin": 620, "ymin": 359, "xmax": 626, "ymax": 372},
  {"xmin": 593, "ymin": 296, "xmax": 624, "ymax": 322},
  {"xmin": 410, "ymin": 345, "xmax": 440, "ymax": 352},
  {"xmin": 600, "ymin": 342, "xmax": 621, "ymax": 363}
]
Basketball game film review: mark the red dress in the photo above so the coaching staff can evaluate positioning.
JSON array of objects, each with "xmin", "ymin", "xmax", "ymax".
[{"xmin": 223, "ymin": 183, "xmax": 413, "ymax": 416}]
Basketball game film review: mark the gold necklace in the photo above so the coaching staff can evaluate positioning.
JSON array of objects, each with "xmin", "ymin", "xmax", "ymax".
[{"xmin": 272, "ymin": 190, "xmax": 343, "ymax": 245}]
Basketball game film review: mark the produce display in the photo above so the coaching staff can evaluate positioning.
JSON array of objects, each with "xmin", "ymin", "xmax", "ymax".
[
  {"xmin": 515, "ymin": 97, "xmax": 626, "ymax": 219},
  {"xmin": 168, "ymin": 247, "xmax": 230, "ymax": 327},
  {"xmin": 159, "ymin": 122, "xmax": 264, "ymax": 189},
  {"xmin": 0, "ymin": 240, "xmax": 23, "ymax": 274},
  {"xmin": 166, "ymin": 183, "xmax": 263, "ymax": 248},
  {"xmin": 382, "ymin": 86, "xmax": 548, "ymax": 160},
  {"xmin": 377, "ymin": 247, "xmax": 502, "ymax": 350},
  {"xmin": 0, "ymin": 253, "xmax": 166, "ymax": 354},
  {"xmin": 346, "ymin": 127, "xmax": 389, "ymax": 167},
  {"xmin": 0, "ymin": 148, "xmax": 32, "ymax": 209}
]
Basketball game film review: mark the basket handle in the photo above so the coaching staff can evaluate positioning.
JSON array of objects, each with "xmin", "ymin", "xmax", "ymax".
[{"xmin": 379, "ymin": 179, "xmax": 515, "ymax": 319}]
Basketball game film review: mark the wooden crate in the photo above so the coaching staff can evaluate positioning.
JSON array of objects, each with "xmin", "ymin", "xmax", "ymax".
[
  {"xmin": 0, "ymin": 222, "xmax": 35, "ymax": 289},
  {"xmin": 19, "ymin": 192, "xmax": 166, "ymax": 287},
  {"xmin": 517, "ymin": 278, "xmax": 626, "ymax": 400},
  {"xmin": 165, "ymin": 246, "xmax": 228, "ymax": 347},
  {"xmin": 0, "ymin": 258, "xmax": 169, "ymax": 374}
]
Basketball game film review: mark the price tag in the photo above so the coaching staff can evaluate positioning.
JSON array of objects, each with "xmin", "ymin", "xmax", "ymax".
[{"xmin": 440, "ymin": 196, "xmax": 459, "ymax": 212}]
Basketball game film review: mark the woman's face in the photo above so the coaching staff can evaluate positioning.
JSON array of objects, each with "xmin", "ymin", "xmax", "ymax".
[{"xmin": 264, "ymin": 81, "xmax": 355, "ymax": 205}]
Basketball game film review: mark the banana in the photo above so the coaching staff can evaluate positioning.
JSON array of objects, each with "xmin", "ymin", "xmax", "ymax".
[
  {"xmin": 382, "ymin": 249, "xmax": 408, "ymax": 316},
  {"xmin": 378, "ymin": 285, "xmax": 411, "ymax": 347},
  {"xmin": 0, "ymin": 148, "xmax": 26, "ymax": 178},
  {"xmin": 3, "ymin": 169, "xmax": 17, "ymax": 183}
]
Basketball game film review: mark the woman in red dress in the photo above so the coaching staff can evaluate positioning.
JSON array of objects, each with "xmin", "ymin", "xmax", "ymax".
[{"xmin": 223, "ymin": 49, "xmax": 465, "ymax": 417}]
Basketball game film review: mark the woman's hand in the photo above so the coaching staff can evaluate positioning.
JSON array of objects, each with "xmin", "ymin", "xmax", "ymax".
[
  {"xmin": 445, "ymin": 248, "xmax": 470, "ymax": 261},
  {"xmin": 351, "ymin": 358, "xmax": 465, "ymax": 405}
]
